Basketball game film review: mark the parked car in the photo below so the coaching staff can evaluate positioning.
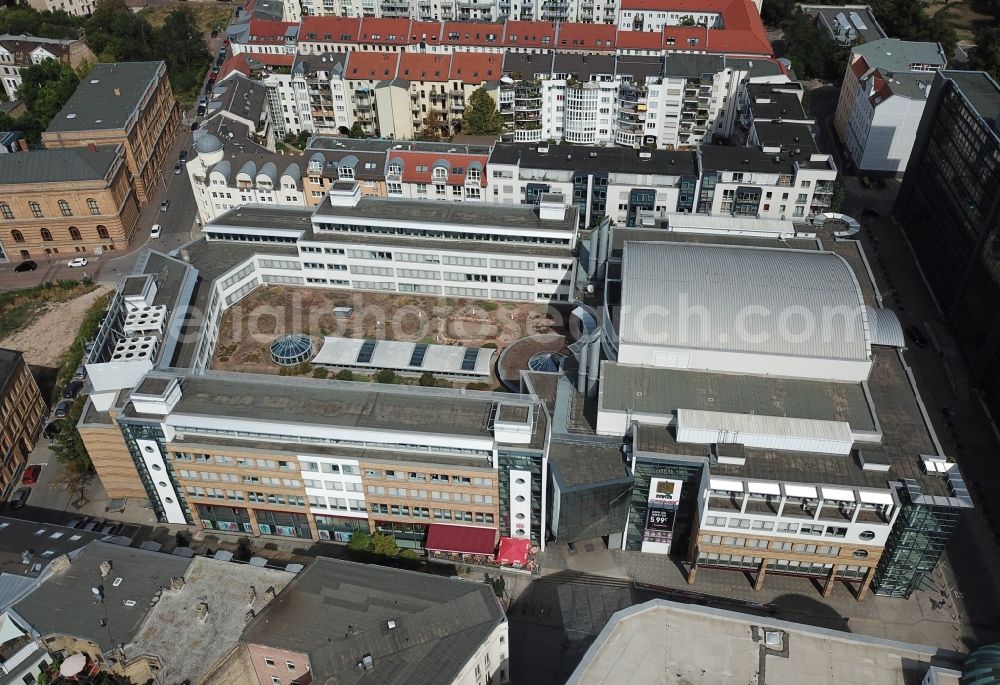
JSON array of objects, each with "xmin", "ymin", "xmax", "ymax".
[
  {"xmin": 67, "ymin": 257, "xmax": 88, "ymax": 268},
  {"xmin": 21, "ymin": 465, "xmax": 41, "ymax": 485},
  {"xmin": 196, "ymin": 105, "xmax": 206, "ymax": 116},
  {"xmin": 54, "ymin": 399, "xmax": 73, "ymax": 418},
  {"xmin": 174, "ymin": 162, "xmax": 182, "ymax": 175},
  {"xmin": 72, "ymin": 365, "xmax": 87, "ymax": 381},
  {"xmin": 82, "ymin": 517, "xmax": 105, "ymax": 532},
  {"xmin": 10, "ymin": 488, "xmax": 30, "ymax": 509},
  {"xmin": 150, "ymin": 224, "xmax": 162, "ymax": 238},
  {"xmin": 66, "ymin": 517, "xmax": 85, "ymax": 529},
  {"xmin": 14, "ymin": 260, "xmax": 37, "ymax": 273},
  {"xmin": 62, "ymin": 380, "xmax": 83, "ymax": 399},
  {"xmin": 179, "ymin": 150, "xmax": 188, "ymax": 163},
  {"xmin": 190, "ymin": 121, "xmax": 200, "ymax": 131},
  {"xmin": 160, "ymin": 199, "xmax": 171, "ymax": 212},
  {"xmin": 43, "ymin": 421, "xmax": 61, "ymax": 439},
  {"xmin": 905, "ymin": 325, "xmax": 929, "ymax": 348}
]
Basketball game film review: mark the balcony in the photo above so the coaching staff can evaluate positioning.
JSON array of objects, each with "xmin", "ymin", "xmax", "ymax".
[
  {"xmin": 451, "ymin": 102, "xmax": 465, "ymax": 112},
  {"xmin": 707, "ymin": 494, "xmax": 741, "ymax": 513}
]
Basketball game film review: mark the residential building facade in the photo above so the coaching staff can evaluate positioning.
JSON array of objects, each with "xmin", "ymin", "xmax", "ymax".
[
  {"xmin": 895, "ymin": 70, "xmax": 1000, "ymax": 424},
  {"xmin": 42, "ymin": 61, "xmax": 180, "ymax": 205},
  {"xmin": 0, "ymin": 145, "xmax": 140, "ymax": 261},
  {"xmin": 833, "ymin": 38, "xmax": 946, "ymax": 174},
  {"xmin": 0, "ymin": 349, "xmax": 45, "ymax": 500},
  {"xmin": 0, "ymin": 34, "xmax": 95, "ymax": 101}
]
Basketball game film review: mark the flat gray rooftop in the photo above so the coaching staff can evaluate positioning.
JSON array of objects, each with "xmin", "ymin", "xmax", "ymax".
[
  {"xmin": 0, "ymin": 348, "xmax": 21, "ymax": 392},
  {"xmin": 47, "ymin": 61, "xmax": 164, "ymax": 133},
  {"xmin": 943, "ymin": 70, "xmax": 1000, "ymax": 128},
  {"xmin": 549, "ymin": 441, "xmax": 631, "ymax": 488},
  {"xmin": 602, "ymin": 363, "xmax": 877, "ymax": 432},
  {"xmin": 567, "ymin": 599, "xmax": 962, "ymax": 685},
  {"xmin": 0, "ymin": 517, "xmax": 105, "ymax": 581},
  {"xmin": 610, "ymin": 228, "xmax": 821, "ymax": 256},
  {"xmin": 0, "ymin": 146, "xmax": 119, "ymax": 185},
  {"xmin": 131, "ymin": 370, "xmax": 545, "ymax": 448},
  {"xmin": 314, "ymin": 195, "xmax": 579, "ymax": 233},
  {"xmin": 303, "ymin": 228, "xmax": 574, "ymax": 257},
  {"xmin": 13, "ymin": 542, "xmax": 193, "ymax": 652},
  {"xmin": 853, "ymin": 38, "xmax": 947, "ymax": 73},
  {"xmin": 127, "ymin": 557, "xmax": 293, "ymax": 685},
  {"xmin": 242, "ymin": 557, "xmax": 506, "ymax": 685},
  {"xmin": 211, "ymin": 204, "xmax": 314, "ymax": 231}
]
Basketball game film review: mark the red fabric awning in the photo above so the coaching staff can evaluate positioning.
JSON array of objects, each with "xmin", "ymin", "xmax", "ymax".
[
  {"xmin": 496, "ymin": 537, "xmax": 531, "ymax": 566},
  {"xmin": 425, "ymin": 524, "xmax": 496, "ymax": 555}
]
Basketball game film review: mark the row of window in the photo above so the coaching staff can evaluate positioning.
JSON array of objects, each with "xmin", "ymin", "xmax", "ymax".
[
  {"xmin": 0, "ymin": 198, "xmax": 101, "ymax": 220},
  {"xmin": 703, "ymin": 515, "xmax": 858, "ymax": 539},
  {"xmin": 368, "ymin": 502, "xmax": 495, "ymax": 523},
  {"xmin": 9, "ymin": 225, "xmax": 110, "ymax": 243},
  {"xmin": 368, "ymin": 469, "xmax": 492, "ymax": 486},
  {"xmin": 304, "ymin": 478, "xmax": 363, "ymax": 492}
]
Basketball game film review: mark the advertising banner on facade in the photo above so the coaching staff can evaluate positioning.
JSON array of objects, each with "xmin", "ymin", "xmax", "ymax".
[{"xmin": 641, "ymin": 478, "xmax": 682, "ymax": 555}]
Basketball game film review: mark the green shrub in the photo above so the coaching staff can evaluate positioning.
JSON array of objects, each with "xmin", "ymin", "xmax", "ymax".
[
  {"xmin": 374, "ymin": 368, "xmax": 398, "ymax": 384},
  {"xmin": 466, "ymin": 382, "xmax": 491, "ymax": 391},
  {"xmin": 312, "ymin": 367, "xmax": 329, "ymax": 379},
  {"xmin": 478, "ymin": 301, "xmax": 499, "ymax": 312},
  {"xmin": 335, "ymin": 369, "xmax": 355, "ymax": 381}
]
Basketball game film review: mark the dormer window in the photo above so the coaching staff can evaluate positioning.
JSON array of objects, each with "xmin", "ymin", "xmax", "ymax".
[
  {"xmin": 432, "ymin": 167, "xmax": 448, "ymax": 182},
  {"xmin": 338, "ymin": 166, "xmax": 354, "ymax": 179}
]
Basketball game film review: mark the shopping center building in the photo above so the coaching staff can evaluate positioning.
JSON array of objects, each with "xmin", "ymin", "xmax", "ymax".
[{"xmin": 76, "ymin": 154, "xmax": 970, "ymax": 599}]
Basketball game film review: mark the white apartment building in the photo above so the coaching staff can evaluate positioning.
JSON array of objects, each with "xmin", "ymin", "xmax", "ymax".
[
  {"xmin": 834, "ymin": 38, "xmax": 946, "ymax": 175},
  {"xmin": 299, "ymin": 0, "xmax": 611, "ymax": 22}
]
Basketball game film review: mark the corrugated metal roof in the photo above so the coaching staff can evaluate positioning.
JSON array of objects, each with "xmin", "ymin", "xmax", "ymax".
[
  {"xmin": 677, "ymin": 408, "xmax": 854, "ymax": 446},
  {"xmin": 619, "ymin": 242, "xmax": 870, "ymax": 361},
  {"xmin": 866, "ymin": 306, "xmax": 905, "ymax": 347}
]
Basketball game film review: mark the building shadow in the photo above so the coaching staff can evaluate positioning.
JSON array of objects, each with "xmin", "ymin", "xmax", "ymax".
[{"xmin": 770, "ymin": 593, "xmax": 851, "ymax": 633}]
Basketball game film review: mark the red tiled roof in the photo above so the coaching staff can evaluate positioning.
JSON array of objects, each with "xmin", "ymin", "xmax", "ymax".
[
  {"xmin": 408, "ymin": 20, "xmax": 444, "ymax": 43},
  {"xmin": 345, "ymin": 52, "xmax": 399, "ymax": 80},
  {"xmin": 251, "ymin": 53, "xmax": 295, "ymax": 67},
  {"xmin": 299, "ymin": 16, "xmax": 362, "ymax": 42},
  {"xmin": 218, "ymin": 53, "xmax": 251, "ymax": 81},
  {"xmin": 615, "ymin": 29, "xmax": 664, "ymax": 50},
  {"xmin": 247, "ymin": 19, "xmax": 295, "ymax": 44},
  {"xmin": 554, "ymin": 22, "xmax": 617, "ymax": 51},
  {"xmin": 391, "ymin": 150, "xmax": 489, "ymax": 187},
  {"xmin": 357, "ymin": 17, "xmax": 412, "ymax": 45},
  {"xmin": 615, "ymin": 0, "xmax": 771, "ymax": 56},
  {"xmin": 398, "ymin": 53, "xmax": 451, "ymax": 81},
  {"xmin": 619, "ymin": 0, "xmax": 728, "ymax": 9},
  {"xmin": 503, "ymin": 20, "xmax": 556, "ymax": 48},
  {"xmin": 425, "ymin": 523, "xmax": 496, "ymax": 555},
  {"xmin": 440, "ymin": 21, "xmax": 504, "ymax": 47},
  {"xmin": 449, "ymin": 52, "xmax": 501, "ymax": 82}
]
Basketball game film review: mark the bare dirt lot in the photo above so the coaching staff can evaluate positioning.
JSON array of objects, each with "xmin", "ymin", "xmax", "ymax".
[
  {"xmin": 927, "ymin": 0, "xmax": 995, "ymax": 41},
  {"xmin": 212, "ymin": 286, "xmax": 568, "ymax": 378},
  {"xmin": 0, "ymin": 285, "xmax": 111, "ymax": 368}
]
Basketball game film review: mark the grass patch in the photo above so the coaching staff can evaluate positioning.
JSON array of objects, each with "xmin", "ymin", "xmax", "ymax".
[
  {"xmin": 51, "ymin": 291, "xmax": 109, "ymax": 403},
  {"xmin": 0, "ymin": 280, "xmax": 97, "ymax": 339},
  {"xmin": 139, "ymin": 3, "xmax": 232, "ymax": 33}
]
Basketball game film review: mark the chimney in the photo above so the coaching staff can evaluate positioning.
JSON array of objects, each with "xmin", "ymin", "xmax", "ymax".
[
  {"xmin": 99, "ymin": 560, "xmax": 113, "ymax": 578},
  {"xmin": 264, "ymin": 586, "xmax": 277, "ymax": 602},
  {"xmin": 87, "ymin": 143, "xmax": 97, "ymax": 153},
  {"xmin": 170, "ymin": 576, "xmax": 186, "ymax": 591},
  {"xmin": 247, "ymin": 586, "xmax": 257, "ymax": 604},
  {"xmin": 245, "ymin": 609, "xmax": 256, "ymax": 623},
  {"xmin": 196, "ymin": 601, "xmax": 209, "ymax": 621},
  {"xmin": 114, "ymin": 87, "xmax": 121, "ymax": 96}
]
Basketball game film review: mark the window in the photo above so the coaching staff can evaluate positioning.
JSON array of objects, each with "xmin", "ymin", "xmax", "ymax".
[
  {"xmin": 40, "ymin": 228, "xmax": 52, "ymax": 242},
  {"xmin": 0, "ymin": 202, "xmax": 12, "ymax": 219},
  {"xmin": 286, "ymin": 661, "xmax": 296, "ymax": 671},
  {"xmin": 97, "ymin": 225, "xmax": 109, "ymax": 239},
  {"xmin": 799, "ymin": 524, "xmax": 823, "ymax": 536},
  {"xmin": 11, "ymin": 229, "xmax": 23, "ymax": 243},
  {"xmin": 69, "ymin": 226, "xmax": 82, "ymax": 241},
  {"xmin": 58, "ymin": 200, "xmax": 72, "ymax": 216},
  {"xmin": 87, "ymin": 198, "xmax": 100, "ymax": 215},
  {"xmin": 271, "ymin": 678, "xmax": 280, "ymax": 685},
  {"xmin": 29, "ymin": 201, "xmax": 42, "ymax": 218},
  {"xmin": 859, "ymin": 530, "xmax": 875, "ymax": 541}
]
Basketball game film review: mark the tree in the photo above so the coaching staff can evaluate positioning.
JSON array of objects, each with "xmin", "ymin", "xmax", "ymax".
[
  {"xmin": 51, "ymin": 398, "xmax": 92, "ymax": 473},
  {"xmin": 236, "ymin": 536, "xmax": 254, "ymax": 560},
  {"xmin": 335, "ymin": 369, "xmax": 354, "ymax": 381},
  {"xmin": 780, "ymin": 9, "xmax": 849, "ymax": 81},
  {"xmin": 418, "ymin": 371, "xmax": 436, "ymax": 387},
  {"xmin": 369, "ymin": 532, "xmax": 399, "ymax": 556},
  {"xmin": 15, "ymin": 59, "xmax": 79, "ymax": 126},
  {"xmin": 830, "ymin": 182, "xmax": 846, "ymax": 212},
  {"xmin": 969, "ymin": 27, "xmax": 1000, "ymax": 84},
  {"xmin": 154, "ymin": 8, "xmax": 211, "ymax": 97},
  {"xmin": 419, "ymin": 111, "xmax": 446, "ymax": 139},
  {"xmin": 761, "ymin": 0, "xmax": 795, "ymax": 27},
  {"xmin": 374, "ymin": 368, "xmax": 397, "ymax": 384},
  {"xmin": 348, "ymin": 121, "xmax": 366, "ymax": 138},
  {"xmin": 86, "ymin": 0, "xmax": 155, "ymax": 62},
  {"xmin": 463, "ymin": 87, "xmax": 505, "ymax": 136},
  {"xmin": 869, "ymin": 0, "xmax": 957, "ymax": 57},
  {"xmin": 312, "ymin": 367, "xmax": 329, "ymax": 379},
  {"xmin": 175, "ymin": 530, "xmax": 192, "ymax": 548},
  {"xmin": 348, "ymin": 531, "xmax": 371, "ymax": 552}
]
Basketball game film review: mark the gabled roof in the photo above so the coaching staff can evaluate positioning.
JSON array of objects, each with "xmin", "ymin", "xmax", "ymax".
[
  {"xmin": 553, "ymin": 22, "xmax": 617, "ymax": 51},
  {"xmin": 398, "ymin": 53, "xmax": 451, "ymax": 81},
  {"xmin": 357, "ymin": 17, "xmax": 413, "ymax": 46},
  {"xmin": 345, "ymin": 52, "xmax": 399, "ymax": 80},
  {"xmin": 503, "ymin": 21, "xmax": 556, "ymax": 48},
  {"xmin": 392, "ymin": 150, "xmax": 489, "ymax": 186},
  {"xmin": 0, "ymin": 145, "xmax": 121, "ymax": 185},
  {"xmin": 247, "ymin": 19, "xmax": 296, "ymax": 44},
  {"xmin": 441, "ymin": 21, "xmax": 504, "ymax": 47},
  {"xmin": 299, "ymin": 16, "xmax": 362, "ymax": 42},
  {"xmin": 449, "ymin": 52, "xmax": 501, "ymax": 82}
]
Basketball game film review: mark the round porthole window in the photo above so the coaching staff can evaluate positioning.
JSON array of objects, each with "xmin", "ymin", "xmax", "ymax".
[
  {"xmin": 151, "ymin": 463, "xmax": 162, "ymax": 471},
  {"xmin": 158, "ymin": 481, "xmax": 167, "ymax": 487},
  {"xmin": 515, "ymin": 478, "xmax": 526, "ymax": 485},
  {"xmin": 165, "ymin": 497, "xmax": 174, "ymax": 504},
  {"xmin": 143, "ymin": 445, "xmax": 154, "ymax": 453},
  {"xmin": 515, "ymin": 529, "xmax": 526, "ymax": 536},
  {"xmin": 853, "ymin": 549, "xmax": 869, "ymax": 559},
  {"xmin": 859, "ymin": 530, "xmax": 875, "ymax": 541},
  {"xmin": 515, "ymin": 495, "xmax": 525, "ymax": 502},
  {"xmin": 516, "ymin": 513, "xmax": 525, "ymax": 520}
]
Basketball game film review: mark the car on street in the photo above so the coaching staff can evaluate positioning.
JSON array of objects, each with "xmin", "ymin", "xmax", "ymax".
[
  {"xmin": 190, "ymin": 121, "xmax": 199, "ymax": 131},
  {"xmin": 174, "ymin": 162, "xmax": 182, "ymax": 175},
  {"xmin": 43, "ymin": 421, "xmax": 61, "ymax": 439},
  {"xmin": 21, "ymin": 465, "xmax": 41, "ymax": 485},
  {"xmin": 54, "ymin": 399, "xmax": 73, "ymax": 418},
  {"xmin": 160, "ymin": 199, "xmax": 171, "ymax": 212},
  {"xmin": 14, "ymin": 260, "xmax": 37, "ymax": 273},
  {"xmin": 905, "ymin": 325, "xmax": 929, "ymax": 348},
  {"xmin": 212, "ymin": 65, "xmax": 221, "ymax": 74},
  {"xmin": 196, "ymin": 105, "xmax": 206, "ymax": 116},
  {"xmin": 179, "ymin": 150, "xmax": 188, "ymax": 163},
  {"xmin": 72, "ymin": 365, "xmax": 86, "ymax": 381},
  {"xmin": 62, "ymin": 380, "xmax": 83, "ymax": 399},
  {"xmin": 10, "ymin": 488, "xmax": 30, "ymax": 509},
  {"xmin": 150, "ymin": 224, "xmax": 162, "ymax": 238},
  {"xmin": 67, "ymin": 257, "xmax": 88, "ymax": 268}
]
